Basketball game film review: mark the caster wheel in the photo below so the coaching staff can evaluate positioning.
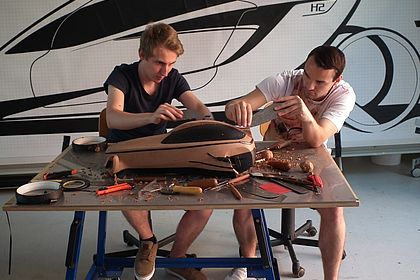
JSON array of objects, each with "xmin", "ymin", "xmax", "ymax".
[
  {"xmin": 307, "ymin": 226, "xmax": 317, "ymax": 237},
  {"xmin": 292, "ymin": 263, "xmax": 305, "ymax": 278}
]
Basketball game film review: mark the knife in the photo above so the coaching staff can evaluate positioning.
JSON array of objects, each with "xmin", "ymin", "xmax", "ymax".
[{"xmin": 250, "ymin": 102, "xmax": 283, "ymax": 127}]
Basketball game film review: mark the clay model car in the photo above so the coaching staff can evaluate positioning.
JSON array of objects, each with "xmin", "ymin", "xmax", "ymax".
[{"xmin": 105, "ymin": 120, "xmax": 256, "ymax": 175}]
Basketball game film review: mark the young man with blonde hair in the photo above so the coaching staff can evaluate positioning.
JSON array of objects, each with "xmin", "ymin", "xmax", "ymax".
[{"xmin": 105, "ymin": 22, "xmax": 212, "ymax": 280}]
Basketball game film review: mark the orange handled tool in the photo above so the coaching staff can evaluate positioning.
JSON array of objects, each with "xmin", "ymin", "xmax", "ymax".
[
  {"xmin": 96, "ymin": 183, "xmax": 133, "ymax": 195},
  {"xmin": 206, "ymin": 173, "xmax": 251, "ymax": 192},
  {"xmin": 43, "ymin": 169, "xmax": 77, "ymax": 180},
  {"xmin": 228, "ymin": 183, "xmax": 243, "ymax": 200},
  {"xmin": 228, "ymin": 173, "xmax": 250, "ymax": 185}
]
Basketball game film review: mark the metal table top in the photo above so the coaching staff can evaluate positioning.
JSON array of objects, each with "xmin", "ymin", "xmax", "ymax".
[{"xmin": 3, "ymin": 142, "xmax": 359, "ymax": 212}]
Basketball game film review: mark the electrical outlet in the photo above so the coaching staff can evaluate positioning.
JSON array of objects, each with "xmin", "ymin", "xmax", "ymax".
[{"xmin": 412, "ymin": 158, "xmax": 420, "ymax": 170}]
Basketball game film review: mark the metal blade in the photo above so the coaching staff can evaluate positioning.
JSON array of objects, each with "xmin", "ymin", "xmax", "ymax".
[
  {"xmin": 177, "ymin": 109, "xmax": 213, "ymax": 122},
  {"xmin": 180, "ymin": 109, "xmax": 198, "ymax": 121},
  {"xmin": 250, "ymin": 102, "xmax": 282, "ymax": 127}
]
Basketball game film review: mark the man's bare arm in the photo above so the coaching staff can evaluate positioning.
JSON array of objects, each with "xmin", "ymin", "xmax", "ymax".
[
  {"xmin": 106, "ymin": 85, "xmax": 183, "ymax": 130},
  {"xmin": 274, "ymin": 95, "xmax": 337, "ymax": 147},
  {"xmin": 178, "ymin": 91, "xmax": 212, "ymax": 119}
]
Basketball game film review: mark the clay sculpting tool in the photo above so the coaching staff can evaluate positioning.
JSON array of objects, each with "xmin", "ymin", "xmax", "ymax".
[
  {"xmin": 96, "ymin": 183, "xmax": 133, "ymax": 195},
  {"xmin": 159, "ymin": 184, "xmax": 202, "ymax": 195},
  {"xmin": 43, "ymin": 169, "xmax": 78, "ymax": 180},
  {"xmin": 206, "ymin": 173, "xmax": 250, "ymax": 192}
]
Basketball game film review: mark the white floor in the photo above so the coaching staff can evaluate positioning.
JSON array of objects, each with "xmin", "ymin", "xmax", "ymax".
[{"xmin": 1, "ymin": 154, "xmax": 419, "ymax": 280}]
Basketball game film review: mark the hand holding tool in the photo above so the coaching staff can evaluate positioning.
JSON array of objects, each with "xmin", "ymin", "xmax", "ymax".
[
  {"xmin": 96, "ymin": 183, "xmax": 133, "ymax": 195},
  {"xmin": 43, "ymin": 169, "xmax": 77, "ymax": 180},
  {"xmin": 250, "ymin": 102, "xmax": 284, "ymax": 127}
]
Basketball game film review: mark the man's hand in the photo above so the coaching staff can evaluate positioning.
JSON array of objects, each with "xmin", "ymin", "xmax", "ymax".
[
  {"xmin": 150, "ymin": 103, "xmax": 184, "ymax": 124},
  {"xmin": 225, "ymin": 100, "xmax": 253, "ymax": 127},
  {"xmin": 274, "ymin": 95, "xmax": 313, "ymax": 124}
]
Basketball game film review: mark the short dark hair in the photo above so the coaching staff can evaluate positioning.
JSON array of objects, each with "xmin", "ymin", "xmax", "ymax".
[
  {"xmin": 140, "ymin": 22, "xmax": 184, "ymax": 59},
  {"xmin": 307, "ymin": 45, "xmax": 345, "ymax": 80}
]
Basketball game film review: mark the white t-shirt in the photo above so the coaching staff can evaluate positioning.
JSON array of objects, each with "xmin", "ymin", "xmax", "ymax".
[{"xmin": 257, "ymin": 69, "xmax": 356, "ymax": 136}]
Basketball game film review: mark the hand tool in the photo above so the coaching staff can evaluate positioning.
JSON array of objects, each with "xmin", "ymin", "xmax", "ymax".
[
  {"xmin": 206, "ymin": 173, "xmax": 250, "ymax": 192},
  {"xmin": 250, "ymin": 172, "xmax": 320, "ymax": 194},
  {"xmin": 96, "ymin": 183, "xmax": 133, "ymax": 195},
  {"xmin": 267, "ymin": 178, "xmax": 311, "ymax": 194},
  {"xmin": 138, "ymin": 179, "xmax": 158, "ymax": 198},
  {"xmin": 250, "ymin": 102, "xmax": 284, "ymax": 127},
  {"xmin": 187, "ymin": 178, "xmax": 218, "ymax": 190},
  {"xmin": 43, "ymin": 169, "xmax": 78, "ymax": 180},
  {"xmin": 307, "ymin": 174, "xmax": 323, "ymax": 188},
  {"xmin": 306, "ymin": 173, "xmax": 323, "ymax": 193},
  {"xmin": 228, "ymin": 183, "xmax": 243, "ymax": 200},
  {"xmin": 159, "ymin": 184, "xmax": 202, "ymax": 195},
  {"xmin": 179, "ymin": 109, "xmax": 213, "ymax": 121},
  {"xmin": 268, "ymin": 140, "xmax": 293, "ymax": 150}
]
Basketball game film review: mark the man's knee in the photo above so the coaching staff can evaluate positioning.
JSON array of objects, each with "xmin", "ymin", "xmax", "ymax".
[
  {"xmin": 318, "ymin": 207, "xmax": 344, "ymax": 224},
  {"xmin": 233, "ymin": 209, "xmax": 252, "ymax": 224},
  {"xmin": 187, "ymin": 209, "xmax": 213, "ymax": 220}
]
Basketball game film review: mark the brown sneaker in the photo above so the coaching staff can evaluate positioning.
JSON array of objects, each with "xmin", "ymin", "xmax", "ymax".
[
  {"xmin": 134, "ymin": 240, "xmax": 158, "ymax": 280},
  {"xmin": 166, "ymin": 267, "xmax": 207, "ymax": 280}
]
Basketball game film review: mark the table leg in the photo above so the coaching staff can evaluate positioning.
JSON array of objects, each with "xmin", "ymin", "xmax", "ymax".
[
  {"xmin": 81, "ymin": 209, "xmax": 280, "ymax": 280},
  {"xmin": 251, "ymin": 209, "xmax": 280, "ymax": 280},
  {"xmin": 65, "ymin": 211, "xmax": 85, "ymax": 280}
]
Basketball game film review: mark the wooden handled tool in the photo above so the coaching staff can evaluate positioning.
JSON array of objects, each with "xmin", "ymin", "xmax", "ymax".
[
  {"xmin": 228, "ymin": 183, "xmax": 242, "ymax": 200},
  {"xmin": 160, "ymin": 184, "xmax": 203, "ymax": 195},
  {"xmin": 206, "ymin": 173, "xmax": 250, "ymax": 192},
  {"xmin": 187, "ymin": 178, "xmax": 218, "ymax": 189}
]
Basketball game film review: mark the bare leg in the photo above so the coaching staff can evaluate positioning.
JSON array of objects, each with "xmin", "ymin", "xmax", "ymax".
[
  {"xmin": 170, "ymin": 209, "xmax": 213, "ymax": 257},
  {"xmin": 122, "ymin": 210, "xmax": 153, "ymax": 239},
  {"xmin": 232, "ymin": 209, "xmax": 257, "ymax": 257},
  {"xmin": 317, "ymin": 207, "xmax": 346, "ymax": 280}
]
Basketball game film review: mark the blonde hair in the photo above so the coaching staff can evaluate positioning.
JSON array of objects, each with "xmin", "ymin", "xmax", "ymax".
[{"xmin": 140, "ymin": 22, "xmax": 184, "ymax": 59}]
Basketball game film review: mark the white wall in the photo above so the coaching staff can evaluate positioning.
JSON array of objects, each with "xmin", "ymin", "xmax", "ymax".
[{"xmin": 0, "ymin": 0, "xmax": 419, "ymax": 165}]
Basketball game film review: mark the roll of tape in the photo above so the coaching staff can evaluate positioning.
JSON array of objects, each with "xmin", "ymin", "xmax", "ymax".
[
  {"xmin": 61, "ymin": 178, "xmax": 90, "ymax": 191},
  {"xmin": 16, "ymin": 181, "xmax": 63, "ymax": 204},
  {"xmin": 72, "ymin": 136, "xmax": 107, "ymax": 152}
]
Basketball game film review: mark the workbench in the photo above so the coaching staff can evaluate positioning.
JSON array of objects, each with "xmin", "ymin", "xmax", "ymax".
[{"xmin": 2, "ymin": 142, "xmax": 359, "ymax": 280}]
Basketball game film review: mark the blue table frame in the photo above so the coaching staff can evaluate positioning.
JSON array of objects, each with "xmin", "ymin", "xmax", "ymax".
[{"xmin": 65, "ymin": 209, "xmax": 280, "ymax": 280}]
